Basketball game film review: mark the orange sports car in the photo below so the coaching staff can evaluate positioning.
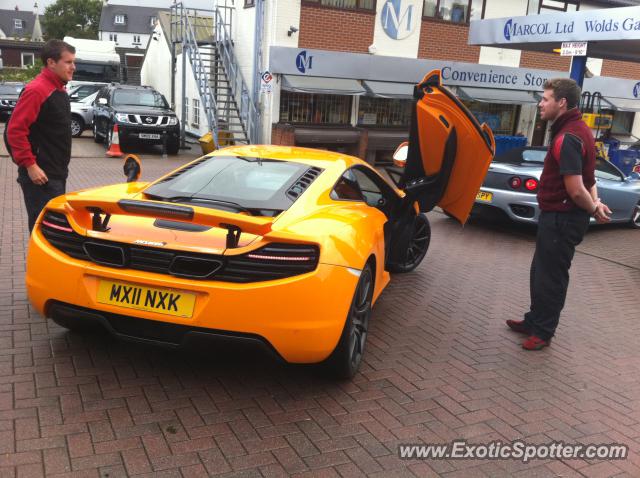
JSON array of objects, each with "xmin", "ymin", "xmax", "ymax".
[{"xmin": 26, "ymin": 70, "xmax": 495, "ymax": 378}]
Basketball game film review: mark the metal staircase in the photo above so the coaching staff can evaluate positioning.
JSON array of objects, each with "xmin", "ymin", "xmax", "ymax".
[{"xmin": 170, "ymin": 3, "xmax": 259, "ymax": 148}]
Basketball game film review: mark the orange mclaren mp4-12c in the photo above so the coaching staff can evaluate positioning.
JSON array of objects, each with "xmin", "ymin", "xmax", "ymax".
[{"xmin": 26, "ymin": 71, "xmax": 495, "ymax": 378}]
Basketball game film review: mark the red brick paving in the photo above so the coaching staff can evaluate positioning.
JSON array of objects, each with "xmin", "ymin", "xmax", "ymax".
[{"xmin": 1, "ymin": 134, "xmax": 640, "ymax": 476}]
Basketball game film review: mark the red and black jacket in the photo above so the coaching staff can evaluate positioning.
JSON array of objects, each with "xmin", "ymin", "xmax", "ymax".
[
  {"xmin": 6, "ymin": 68, "xmax": 71, "ymax": 180},
  {"xmin": 537, "ymin": 108, "xmax": 596, "ymax": 212}
]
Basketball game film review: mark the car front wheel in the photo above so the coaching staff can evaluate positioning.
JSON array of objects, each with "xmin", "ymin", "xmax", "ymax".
[
  {"xmin": 387, "ymin": 213, "xmax": 431, "ymax": 273},
  {"xmin": 70, "ymin": 116, "xmax": 84, "ymax": 137},
  {"xmin": 630, "ymin": 201, "xmax": 640, "ymax": 229},
  {"xmin": 93, "ymin": 123, "xmax": 102, "ymax": 143},
  {"xmin": 322, "ymin": 263, "xmax": 373, "ymax": 379}
]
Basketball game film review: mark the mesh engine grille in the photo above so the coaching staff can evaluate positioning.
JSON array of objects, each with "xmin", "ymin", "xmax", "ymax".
[{"xmin": 40, "ymin": 211, "xmax": 319, "ymax": 283}]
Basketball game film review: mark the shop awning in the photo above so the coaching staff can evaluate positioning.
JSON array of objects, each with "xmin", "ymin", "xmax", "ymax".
[
  {"xmin": 457, "ymin": 87, "xmax": 540, "ymax": 104},
  {"xmin": 601, "ymin": 97, "xmax": 640, "ymax": 112},
  {"xmin": 363, "ymin": 81, "xmax": 414, "ymax": 99},
  {"xmin": 282, "ymin": 75, "xmax": 365, "ymax": 95}
]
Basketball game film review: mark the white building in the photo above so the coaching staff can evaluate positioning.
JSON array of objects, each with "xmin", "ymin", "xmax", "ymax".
[{"xmin": 143, "ymin": 0, "xmax": 640, "ymax": 161}]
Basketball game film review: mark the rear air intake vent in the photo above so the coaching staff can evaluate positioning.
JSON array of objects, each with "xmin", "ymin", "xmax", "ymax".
[
  {"xmin": 154, "ymin": 157, "xmax": 209, "ymax": 184},
  {"xmin": 41, "ymin": 210, "xmax": 89, "ymax": 261},
  {"xmin": 286, "ymin": 167, "xmax": 323, "ymax": 200}
]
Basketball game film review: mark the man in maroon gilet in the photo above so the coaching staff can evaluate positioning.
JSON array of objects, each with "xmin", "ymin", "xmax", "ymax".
[{"xmin": 506, "ymin": 78, "xmax": 611, "ymax": 350}]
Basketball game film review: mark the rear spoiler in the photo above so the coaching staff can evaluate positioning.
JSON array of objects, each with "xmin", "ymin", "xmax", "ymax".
[{"xmin": 64, "ymin": 197, "xmax": 274, "ymax": 248}]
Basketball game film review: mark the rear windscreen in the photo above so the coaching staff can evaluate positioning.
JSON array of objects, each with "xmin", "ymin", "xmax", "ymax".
[{"xmin": 145, "ymin": 156, "xmax": 318, "ymax": 212}]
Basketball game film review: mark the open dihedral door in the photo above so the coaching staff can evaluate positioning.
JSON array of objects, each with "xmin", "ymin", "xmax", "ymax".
[{"xmin": 402, "ymin": 70, "xmax": 495, "ymax": 224}]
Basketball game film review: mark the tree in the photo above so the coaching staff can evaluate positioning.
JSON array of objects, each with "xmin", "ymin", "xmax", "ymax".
[{"xmin": 41, "ymin": 0, "xmax": 102, "ymax": 41}]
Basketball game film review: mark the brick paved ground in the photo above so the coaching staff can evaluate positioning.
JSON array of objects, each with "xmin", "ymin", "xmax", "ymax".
[{"xmin": 1, "ymin": 133, "xmax": 640, "ymax": 477}]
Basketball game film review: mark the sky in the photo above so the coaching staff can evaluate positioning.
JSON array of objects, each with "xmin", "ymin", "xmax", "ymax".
[{"xmin": 0, "ymin": 0, "xmax": 214, "ymax": 11}]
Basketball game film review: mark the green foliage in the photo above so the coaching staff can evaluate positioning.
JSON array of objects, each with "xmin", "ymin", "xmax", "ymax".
[
  {"xmin": 0, "ymin": 60, "xmax": 44, "ymax": 83},
  {"xmin": 41, "ymin": 0, "xmax": 102, "ymax": 41}
]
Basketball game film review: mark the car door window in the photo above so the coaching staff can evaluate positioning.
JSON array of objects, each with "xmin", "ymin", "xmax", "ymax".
[
  {"xmin": 595, "ymin": 158, "xmax": 624, "ymax": 181},
  {"xmin": 331, "ymin": 169, "xmax": 364, "ymax": 201},
  {"xmin": 352, "ymin": 168, "xmax": 384, "ymax": 207}
]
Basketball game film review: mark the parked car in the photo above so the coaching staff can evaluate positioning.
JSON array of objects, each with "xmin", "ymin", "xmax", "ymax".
[
  {"xmin": 70, "ymin": 91, "xmax": 98, "ymax": 137},
  {"xmin": 0, "ymin": 82, "xmax": 24, "ymax": 120},
  {"xmin": 474, "ymin": 146, "xmax": 640, "ymax": 228},
  {"xmin": 67, "ymin": 82, "xmax": 106, "ymax": 102},
  {"xmin": 92, "ymin": 84, "xmax": 180, "ymax": 154},
  {"xmin": 25, "ymin": 70, "xmax": 495, "ymax": 378}
]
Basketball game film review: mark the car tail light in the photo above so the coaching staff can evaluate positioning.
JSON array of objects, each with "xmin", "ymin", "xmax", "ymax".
[
  {"xmin": 222, "ymin": 243, "xmax": 320, "ymax": 282},
  {"xmin": 42, "ymin": 210, "xmax": 73, "ymax": 233},
  {"xmin": 525, "ymin": 178, "xmax": 538, "ymax": 191},
  {"xmin": 509, "ymin": 177, "xmax": 522, "ymax": 189}
]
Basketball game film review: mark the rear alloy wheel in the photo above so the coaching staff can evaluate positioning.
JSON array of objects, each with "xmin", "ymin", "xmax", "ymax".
[
  {"xmin": 70, "ymin": 116, "xmax": 84, "ymax": 138},
  {"xmin": 387, "ymin": 213, "xmax": 431, "ymax": 273},
  {"xmin": 630, "ymin": 201, "xmax": 640, "ymax": 229},
  {"xmin": 323, "ymin": 263, "xmax": 373, "ymax": 379}
]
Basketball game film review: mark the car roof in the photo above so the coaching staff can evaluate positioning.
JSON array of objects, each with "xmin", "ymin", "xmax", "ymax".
[
  {"xmin": 206, "ymin": 145, "xmax": 368, "ymax": 170},
  {"xmin": 108, "ymin": 84, "xmax": 157, "ymax": 91}
]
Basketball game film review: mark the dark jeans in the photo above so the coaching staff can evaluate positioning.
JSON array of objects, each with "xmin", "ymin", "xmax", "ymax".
[
  {"xmin": 523, "ymin": 209, "xmax": 590, "ymax": 341},
  {"xmin": 17, "ymin": 171, "xmax": 66, "ymax": 232}
]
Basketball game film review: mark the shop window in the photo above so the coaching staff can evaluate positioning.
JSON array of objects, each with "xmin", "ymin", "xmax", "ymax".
[
  {"xmin": 192, "ymin": 98, "xmax": 200, "ymax": 127},
  {"xmin": 423, "ymin": 0, "xmax": 474, "ymax": 23},
  {"xmin": 526, "ymin": 0, "xmax": 580, "ymax": 14},
  {"xmin": 302, "ymin": 0, "xmax": 375, "ymax": 12},
  {"xmin": 357, "ymin": 97, "xmax": 412, "ymax": 127},
  {"xmin": 280, "ymin": 91, "xmax": 352, "ymax": 125},
  {"xmin": 21, "ymin": 52, "xmax": 34, "ymax": 68},
  {"xmin": 611, "ymin": 111, "xmax": 634, "ymax": 135},
  {"xmin": 462, "ymin": 101, "xmax": 519, "ymax": 135}
]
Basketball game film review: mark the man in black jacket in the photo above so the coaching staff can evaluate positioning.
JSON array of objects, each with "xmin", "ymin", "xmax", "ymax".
[{"xmin": 6, "ymin": 39, "xmax": 76, "ymax": 232}]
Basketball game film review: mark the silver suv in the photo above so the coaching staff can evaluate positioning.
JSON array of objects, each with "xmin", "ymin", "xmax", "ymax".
[{"xmin": 70, "ymin": 91, "xmax": 98, "ymax": 137}]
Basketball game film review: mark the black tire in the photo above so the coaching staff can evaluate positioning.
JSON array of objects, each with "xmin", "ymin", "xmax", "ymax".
[
  {"xmin": 93, "ymin": 123, "xmax": 102, "ymax": 143},
  {"xmin": 630, "ymin": 201, "xmax": 640, "ymax": 229},
  {"xmin": 70, "ymin": 115, "xmax": 84, "ymax": 138},
  {"xmin": 387, "ymin": 213, "xmax": 431, "ymax": 273},
  {"xmin": 322, "ymin": 263, "xmax": 373, "ymax": 379},
  {"xmin": 167, "ymin": 142, "xmax": 179, "ymax": 155}
]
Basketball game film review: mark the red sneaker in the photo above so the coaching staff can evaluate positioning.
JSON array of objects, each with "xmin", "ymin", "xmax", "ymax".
[
  {"xmin": 506, "ymin": 319, "xmax": 529, "ymax": 334},
  {"xmin": 522, "ymin": 336, "xmax": 550, "ymax": 351}
]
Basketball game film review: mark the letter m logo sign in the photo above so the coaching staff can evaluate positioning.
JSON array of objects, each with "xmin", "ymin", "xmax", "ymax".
[{"xmin": 381, "ymin": 0, "xmax": 415, "ymax": 40}]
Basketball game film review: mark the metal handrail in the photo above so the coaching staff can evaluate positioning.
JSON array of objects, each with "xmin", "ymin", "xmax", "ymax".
[
  {"xmin": 214, "ymin": 9, "xmax": 259, "ymax": 144},
  {"xmin": 170, "ymin": 2, "xmax": 259, "ymax": 146}
]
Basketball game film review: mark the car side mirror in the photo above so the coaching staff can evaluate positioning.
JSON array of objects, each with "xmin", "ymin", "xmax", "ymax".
[
  {"xmin": 392, "ymin": 142, "xmax": 408, "ymax": 167},
  {"xmin": 123, "ymin": 154, "xmax": 142, "ymax": 182},
  {"xmin": 70, "ymin": 94, "xmax": 79, "ymax": 101},
  {"xmin": 98, "ymin": 97, "xmax": 108, "ymax": 105}
]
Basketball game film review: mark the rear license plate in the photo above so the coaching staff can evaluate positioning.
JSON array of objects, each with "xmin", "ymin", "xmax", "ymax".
[
  {"xmin": 476, "ymin": 190, "xmax": 493, "ymax": 203},
  {"xmin": 97, "ymin": 280, "xmax": 196, "ymax": 318},
  {"xmin": 139, "ymin": 133, "xmax": 161, "ymax": 139}
]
